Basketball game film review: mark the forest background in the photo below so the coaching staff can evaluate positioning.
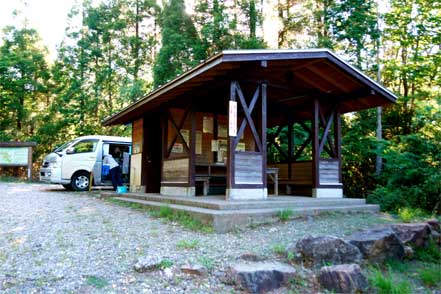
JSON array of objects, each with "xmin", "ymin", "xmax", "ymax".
[{"xmin": 0, "ymin": 0, "xmax": 439, "ymax": 214}]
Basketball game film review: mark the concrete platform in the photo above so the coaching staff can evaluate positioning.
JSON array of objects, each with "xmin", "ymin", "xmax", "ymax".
[{"xmin": 100, "ymin": 192, "xmax": 380, "ymax": 233}]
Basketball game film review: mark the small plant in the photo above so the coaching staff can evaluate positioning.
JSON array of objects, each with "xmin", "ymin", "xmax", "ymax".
[
  {"xmin": 278, "ymin": 209, "xmax": 293, "ymax": 222},
  {"xmin": 418, "ymin": 265, "xmax": 441, "ymax": 287},
  {"xmin": 397, "ymin": 207, "xmax": 427, "ymax": 223},
  {"xmin": 176, "ymin": 239, "xmax": 200, "ymax": 250},
  {"xmin": 158, "ymin": 259, "xmax": 174, "ymax": 269},
  {"xmin": 368, "ymin": 267, "xmax": 411, "ymax": 294},
  {"xmin": 85, "ymin": 275, "xmax": 108, "ymax": 289},
  {"xmin": 287, "ymin": 251, "xmax": 295, "ymax": 261},
  {"xmin": 198, "ymin": 256, "xmax": 215, "ymax": 271},
  {"xmin": 272, "ymin": 243, "xmax": 286, "ymax": 255}
]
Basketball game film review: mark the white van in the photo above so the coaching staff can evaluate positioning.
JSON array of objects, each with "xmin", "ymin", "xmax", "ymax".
[{"xmin": 40, "ymin": 135, "xmax": 132, "ymax": 191}]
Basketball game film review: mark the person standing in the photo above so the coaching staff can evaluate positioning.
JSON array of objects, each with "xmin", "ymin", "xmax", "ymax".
[{"xmin": 103, "ymin": 153, "xmax": 123, "ymax": 191}]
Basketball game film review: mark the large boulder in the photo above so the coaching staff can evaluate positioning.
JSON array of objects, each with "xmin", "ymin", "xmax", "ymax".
[
  {"xmin": 226, "ymin": 261, "xmax": 296, "ymax": 293},
  {"xmin": 290, "ymin": 235, "xmax": 362, "ymax": 268},
  {"xmin": 391, "ymin": 223, "xmax": 431, "ymax": 248},
  {"xmin": 318, "ymin": 264, "xmax": 368, "ymax": 293},
  {"xmin": 348, "ymin": 227, "xmax": 405, "ymax": 263}
]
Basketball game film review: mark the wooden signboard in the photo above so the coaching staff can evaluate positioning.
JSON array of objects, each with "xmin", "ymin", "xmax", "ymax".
[{"xmin": 0, "ymin": 142, "xmax": 36, "ymax": 180}]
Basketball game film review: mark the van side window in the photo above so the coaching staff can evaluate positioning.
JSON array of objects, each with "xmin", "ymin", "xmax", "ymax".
[{"xmin": 72, "ymin": 139, "xmax": 99, "ymax": 153}]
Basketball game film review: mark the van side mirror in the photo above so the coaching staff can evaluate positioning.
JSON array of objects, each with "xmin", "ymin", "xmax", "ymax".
[{"xmin": 66, "ymin": 147, "xmax": 75, "ymax": 154}]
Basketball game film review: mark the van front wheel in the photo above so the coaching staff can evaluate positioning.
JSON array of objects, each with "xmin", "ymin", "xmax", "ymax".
[{"xmin": 71, "ymin": 171, "xmax": 91, "ymax": 191}]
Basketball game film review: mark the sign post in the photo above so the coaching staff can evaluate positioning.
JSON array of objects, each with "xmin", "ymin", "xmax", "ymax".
[{"xmin": 0, "ymin": 142, "xmax": 37, "ymax": 181}]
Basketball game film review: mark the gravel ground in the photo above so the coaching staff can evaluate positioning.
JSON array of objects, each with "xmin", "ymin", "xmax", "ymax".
[{"xmin": 0, "ymin": 182, "xmax": 397, "ymax": 293}]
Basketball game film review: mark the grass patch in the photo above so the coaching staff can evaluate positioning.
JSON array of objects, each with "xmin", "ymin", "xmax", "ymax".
[
  {"xmin": 107, "ymin": 198, "xmax": 147, "ymax": 211},
  {"xmin": 158, "ymin": 259, "xmax": 174, "ymax": 269},
  {"xmin": 198, "ymin": 256, "xmax": 215, "ymax": 271},
  {"xmin": 415, "ymin": 239, "xmax": 441, "ymax": 263},
  {"xmin": 278, "ymin": 209, "xmax": 293, "ymax": 222},
  {"xmin": 85, "ymin": 275, "xmax": 108, "ymax": 289},
  {"xmin": 107, "ymin": 200, "xmax": 213, "ymax": 233},
  {"xmin": 418, "ymin": 264, "xmax": 441, "ymax": 287},
  {"xmin": 176, "ymin": 239, "xmax": 200, "ymax": 250},
  {"xmin": 151, "ymin": 206, "xmax": 213, "ymax": 233},
  {"xmin": 384, "ymin": 259, "xmax": 411, "ymax": 273},
  {"xmin": 272, "ymin": 243, "xmax": 286, "ymax": 255},
  {"xmin": 368, "ymin": 267, "xmax": 412, "ymax": 294}
]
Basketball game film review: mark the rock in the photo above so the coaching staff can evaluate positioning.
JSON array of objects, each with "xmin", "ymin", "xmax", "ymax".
[
  {"xmin": 226, "ymin": 261, "xmax": 296, "ymax": 293},
  {"xmin": 427, "ymin": 219, "xmax": 440, "ymax": 233},
  {"xmin": 318, "ymin": 264, "xmax": 368, "ymax": 293},
  {"xmin": 404, "ymin": 246, "xmax": 414, "ymax": 259},
  {"xmin": 181, "ymin": 264, "xmax": 207, "ymax": 276},
  {"xmin": 238, "ymin": 252, "xmax": 266, "ymax": 262},
  {"xmin": 133, "ymin": 256, "xmax": 163, "ymax": 272},
  {"xmin": 290, "ymin": 235, "xmax": 362, "ymax": 268},
  {"xmin": 391, "ymin": 223, "xmax": 431, "ymax": 248},
  {"xmin": 348, "ymin": 227, "xmax": 405, "ymax": 263}
]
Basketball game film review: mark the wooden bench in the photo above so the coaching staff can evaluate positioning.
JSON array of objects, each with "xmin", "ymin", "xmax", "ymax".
[{"xmin": 195, "ymin": 164, "xmax": 227, "ymax": 196}]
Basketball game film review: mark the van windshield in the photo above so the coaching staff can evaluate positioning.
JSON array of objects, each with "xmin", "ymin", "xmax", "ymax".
[{"xmin": 54, "ymin": 140, "xmax": 78, "ymax": 153}]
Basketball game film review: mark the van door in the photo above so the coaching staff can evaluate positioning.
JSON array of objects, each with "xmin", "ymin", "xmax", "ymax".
[
  {"xmin": 62, "ymin": 139, "xmax": 99, "ymax": 181},
  {"xmin": 101, "ymin": 142, "xmax": 131, "ymax": 185}
]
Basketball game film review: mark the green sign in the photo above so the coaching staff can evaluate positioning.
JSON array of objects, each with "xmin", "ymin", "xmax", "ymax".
[{"xmin": 0, "ymin": 147, "xmax": 29, "ymax": 166}]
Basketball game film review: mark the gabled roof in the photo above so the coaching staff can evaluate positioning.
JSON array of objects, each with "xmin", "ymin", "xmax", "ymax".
[{"xmin": 103, "ymin": 49, "xmax": 397, "ymax": 126}]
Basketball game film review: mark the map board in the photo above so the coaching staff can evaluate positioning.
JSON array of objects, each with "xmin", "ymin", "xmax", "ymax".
[{"xmin": 0, "ymin": 147, "xmax": 29, "ymax": 166}]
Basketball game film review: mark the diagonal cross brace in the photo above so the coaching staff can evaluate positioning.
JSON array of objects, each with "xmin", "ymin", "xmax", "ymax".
[{"xmin": 233, "ymin": 82, "xmax": 262, "ymax": 152}]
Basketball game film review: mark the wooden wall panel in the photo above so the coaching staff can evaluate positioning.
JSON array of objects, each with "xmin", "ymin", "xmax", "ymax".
[
  {"xmin": 234, "ymin": 153, "xmax": 263, "ymax": 184},
  {"xmin": 162, "ymin": 158, "xmax": 189, "ymax": 183},
  {"xmin": 132, "ymin": 118, "xmax": 143, "ymax": 154}
]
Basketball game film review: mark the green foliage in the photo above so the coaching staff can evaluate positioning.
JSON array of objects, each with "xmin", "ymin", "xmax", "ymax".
[
  {"xmin": 397, "ymin": 207, "xmax": 428, "ymax": 223},
  {"xmin": 197, "ymin": 256, "xmax": 214, "ymax": 271},
  {"xmin": 176, "ymin": 239, "xmax": 200, "ymax": 250},
  {"xmin": 368, "ymin": 267, "xmax": 412, "ymax": 294},
  {"xmin": 85, "ymin": 275, "xmax": 108, "ymax": 289},
  {"xmin": 158, "ymin": 258, "xmax": 173, "ymax": 269},
  {"xmin": 368, "ymin": 133, "xmax": 441, "ymax": 214},
  {"xmin": 151, "ymin": 205, "xmax": 213, "ymax": 233},
  {"xmin": 415, "ymin": 240, "xmax": 441, "ymax": 264},
  {"xmin": 272, "ymin": 243, "xmax": 286, "ymax": 255},
  {"xmin": 418, "ymin": 265, "xmax": 441, "ymax": 287},
  {"xmin": 278, "ymin": 209, "xmax": 293, "ymax": 222}
]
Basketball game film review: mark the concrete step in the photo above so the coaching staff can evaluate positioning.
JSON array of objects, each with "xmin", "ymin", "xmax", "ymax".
[
  {"xmin": 102, "ymin": 192, "xmax": 367, "ymax": 211},
  {"xmin": 110, "ymin": 196, "xmax": 379, "ymax": 233}
]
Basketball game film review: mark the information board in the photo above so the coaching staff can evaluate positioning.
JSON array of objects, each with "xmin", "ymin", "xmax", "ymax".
[{"xmin": 0, "ymin": 147, "xmax": 29, "ymax": 166}]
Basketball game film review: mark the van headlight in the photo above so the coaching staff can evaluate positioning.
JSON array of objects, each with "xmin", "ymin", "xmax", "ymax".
[{"xmin": 49, "ymin": 162, "xmax": 59, "ymax": 168}]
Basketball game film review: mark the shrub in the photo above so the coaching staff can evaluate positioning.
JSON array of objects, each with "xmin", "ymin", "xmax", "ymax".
[{"xmin": 397, "ymin": 207, "xmax": 427, "ymax": 223}]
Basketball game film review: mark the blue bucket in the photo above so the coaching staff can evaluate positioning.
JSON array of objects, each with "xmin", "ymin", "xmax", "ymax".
[{"xmin": 102, "ymin": 164, "xmax": 110, "ymax": 176}]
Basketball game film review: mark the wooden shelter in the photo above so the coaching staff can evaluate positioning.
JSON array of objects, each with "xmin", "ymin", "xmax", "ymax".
[{"xmin": 103, "ymin": 49, "xmax": 396, "ymax": 200}]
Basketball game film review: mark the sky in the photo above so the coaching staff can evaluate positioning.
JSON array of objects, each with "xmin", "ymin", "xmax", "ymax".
[{"xmin": 0, "ymin": 0, "xmax": 77, "ymax": 60}]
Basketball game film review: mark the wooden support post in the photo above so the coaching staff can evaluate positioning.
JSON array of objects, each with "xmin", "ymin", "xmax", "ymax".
[
  {"xmin": 287, "ymin": 122, "xmax": 293, "ymax": 179},
  {"xmin": 227, "ymin": 81, "xmax": 236, "ymax": 191},
  {"xmin": 27, "ymin": 146, "xmax": 32, "ymax": 181},
  {"xmin": 334, "ymin": 107, "xmax": 342, "ymax": 183},
  {"xmin": 312, "ymin": 98, "xmax": 320, "ymax": 188},
  {"xmin": 189, "ymin": 108, "xmax": 196, "ymax": 187},
  {"xmin": 261, "ymin": 83, "xmax": 267, "ymax": 187}
]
